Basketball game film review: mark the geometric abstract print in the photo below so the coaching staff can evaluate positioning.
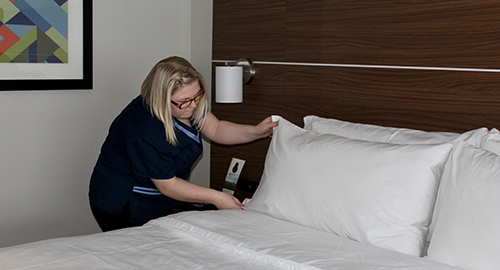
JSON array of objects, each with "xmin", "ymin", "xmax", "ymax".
[{"xmin": 0, "ymin": 0, "xmax": 68, "ymax": 63}]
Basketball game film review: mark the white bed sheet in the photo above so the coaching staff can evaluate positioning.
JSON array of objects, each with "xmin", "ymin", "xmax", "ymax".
[{"xmin": 0, "ymin": 210, "xmax": 463, "ymax": 270}]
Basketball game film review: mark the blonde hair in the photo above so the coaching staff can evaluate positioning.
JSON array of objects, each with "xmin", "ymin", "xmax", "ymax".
[{"xmin": 141, "ymin": 56, "xmax": 208, "ymax": 146}]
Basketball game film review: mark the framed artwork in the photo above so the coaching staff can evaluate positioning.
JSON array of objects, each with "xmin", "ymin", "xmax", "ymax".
[{"xmin": 0, "ymin": 0, "xmax": 92, "ymax": 90}]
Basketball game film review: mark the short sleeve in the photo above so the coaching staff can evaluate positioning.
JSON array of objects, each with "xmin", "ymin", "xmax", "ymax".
[{"xmin": 126, "ymin": 136, "xmax": 178, "ymax": 179}]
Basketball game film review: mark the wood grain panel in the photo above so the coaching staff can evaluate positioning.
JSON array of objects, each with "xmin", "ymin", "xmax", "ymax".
[
  {"xmin": 284, "ymin": 65, "xmax": 500, "ymax": 132},
  {"xmin": 211, "ymin": 0, "xmax": 500, "ymax": 196},
  {"xmin": 212, "ymin": 0, "xmax": 287, "ymax": 61},
  {"xmin": 287, "ymin": 0, "xmax": 500, "ymax": 69}
]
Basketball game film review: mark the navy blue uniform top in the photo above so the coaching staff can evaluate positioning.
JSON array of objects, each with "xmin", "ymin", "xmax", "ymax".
[{"xmin": 89, "ymin": 95, "xmax": 203, "ymax": 225}]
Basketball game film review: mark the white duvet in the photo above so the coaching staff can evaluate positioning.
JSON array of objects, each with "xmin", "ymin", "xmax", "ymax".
[{"xmin": 0, "ymin": 210, "xmax": 462, "ymax": 270}]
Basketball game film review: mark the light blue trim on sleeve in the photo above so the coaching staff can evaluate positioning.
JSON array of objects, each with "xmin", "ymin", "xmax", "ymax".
[{"xmin": 133, "ymin": 186, "xmax": 162, "ymax": 196}]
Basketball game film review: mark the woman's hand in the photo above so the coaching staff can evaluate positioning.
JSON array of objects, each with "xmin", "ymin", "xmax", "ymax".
[
  {"xmin": 253, "ymin": 116, "xmax": 278, "ymax": 139},
  {"xmin": 212, "ymin": 191, "xmax": 244, "ymax": 210},
  {"xmin": 201, "ymin": 112, "xmax": 279, "ymax": 145}
]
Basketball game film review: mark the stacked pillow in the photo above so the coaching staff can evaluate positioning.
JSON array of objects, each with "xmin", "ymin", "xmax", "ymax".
[
  {"xmin": 303, "ymin": 116, "xmax": 500, "ymax": 270},
  {"xmin": 303, "ymin": 115, "xmax": 489, "ymax": 247},
  {"xmin": 303, "ymin": 115, "xmax": 486, "ymax": 146},
  {"xmin": 426, "ymin": 141, "xmax": 500, "ymax": 270},
  {"xmin": 244, "ymin": 115, "xmax": 490, "ymax": 261}
]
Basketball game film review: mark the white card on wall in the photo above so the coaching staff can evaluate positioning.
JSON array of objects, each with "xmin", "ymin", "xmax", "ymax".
[{"xmin": 222, "ymin": 157, "xmax": 246, "ymax": 195}]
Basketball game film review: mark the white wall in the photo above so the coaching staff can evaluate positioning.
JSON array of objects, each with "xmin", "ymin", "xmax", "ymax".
[
  {"xmin": 0, "ymin": 0, "xmax": 213, "ymax": 248},
  {"xmin": 188, "ymin": 0, "xmax": 213, "ymax": 188}
]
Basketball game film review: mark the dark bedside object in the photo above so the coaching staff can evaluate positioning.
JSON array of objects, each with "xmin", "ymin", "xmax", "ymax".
[
  {"xmin": 232, "ymin": 178, "xmax": 259, "ymax": 201},
  {"xmin": 173, "ymin": 202, "xmax": 218, "ymax": 213}
]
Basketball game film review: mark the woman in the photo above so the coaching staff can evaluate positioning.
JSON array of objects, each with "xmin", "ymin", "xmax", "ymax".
[{"xmin": 89, "ymin": 56, "xmax": 277, "ymax": 232}]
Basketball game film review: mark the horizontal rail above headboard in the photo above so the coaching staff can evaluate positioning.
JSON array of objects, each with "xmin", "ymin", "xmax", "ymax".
[{"xmin": 213, "ymin": 60, "xmax": 500, "ymax": 73}]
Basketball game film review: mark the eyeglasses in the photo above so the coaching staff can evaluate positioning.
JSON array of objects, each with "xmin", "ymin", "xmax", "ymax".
[{"xmin": 171, "ymin": 90, "xmax": 205, "ymax": 109}]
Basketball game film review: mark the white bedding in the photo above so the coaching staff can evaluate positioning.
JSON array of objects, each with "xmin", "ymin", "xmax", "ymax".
[{"xmin": 0, "ymin": 210, "xmax": 462, "ymax": 270}]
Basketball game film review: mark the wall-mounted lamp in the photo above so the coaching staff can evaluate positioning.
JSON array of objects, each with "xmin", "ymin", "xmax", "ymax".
[{"xmin": 215, "ymin": 58, "xmax": 255, "ymax": 103}]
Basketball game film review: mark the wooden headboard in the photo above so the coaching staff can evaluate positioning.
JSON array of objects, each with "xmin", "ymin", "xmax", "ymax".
[{"xmin": 210, "ymin": 0, "xmax": 500, "ymax": 200}]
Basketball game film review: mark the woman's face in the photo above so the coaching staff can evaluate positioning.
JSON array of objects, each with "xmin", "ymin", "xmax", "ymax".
[{"xmin": 170, "ymin": 80, "xmax": 202, "ymax": 120}]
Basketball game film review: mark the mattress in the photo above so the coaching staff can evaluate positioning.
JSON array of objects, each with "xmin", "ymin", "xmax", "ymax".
[{"xmin": 0, "ymin": 209, "xmax": 462, "ymax": 269}]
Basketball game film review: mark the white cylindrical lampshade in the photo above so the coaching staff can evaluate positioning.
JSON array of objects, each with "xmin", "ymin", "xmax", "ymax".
[{"xmin": 216, "ymin": 66, "xmax": 243, "ymax": 103}]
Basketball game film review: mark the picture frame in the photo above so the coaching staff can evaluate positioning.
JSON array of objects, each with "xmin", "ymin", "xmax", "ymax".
[{"xmin": 0, "ymin": 0, "xmax": 92, "ymax": 91}]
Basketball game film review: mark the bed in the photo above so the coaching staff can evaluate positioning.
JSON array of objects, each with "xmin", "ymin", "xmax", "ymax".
[
  {"xmin": 1, "ymin": 115, "xmax": 499, "ymax": 270},
  {"xmin": 0, "ymin": 210, "xmax": 461, "ymax": 269}
]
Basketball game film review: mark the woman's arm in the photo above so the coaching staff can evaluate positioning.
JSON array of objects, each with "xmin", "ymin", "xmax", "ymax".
[
  {"xmin": 152, "ymin": 177, "xmax": 243, "ymax": 210},
  {"xmin": 201, "ymin": 111, "xmax": 278, "ymax": 145}
]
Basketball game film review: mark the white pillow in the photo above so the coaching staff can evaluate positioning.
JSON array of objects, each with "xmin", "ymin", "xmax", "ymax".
[
  {"xmin": 303, "ymin": 115, "xmax": 487, "ymax": 146},
  {"xmin": 244, "ymin": 116, "xmax": 453, "ymax": 256},
  {"xmin": 427, "ymin": 141, "xmax": 500, "ymax": 270},
  {"xmin": 303, "ymin": 115, "xmax": 488, "ymax": 249}
]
